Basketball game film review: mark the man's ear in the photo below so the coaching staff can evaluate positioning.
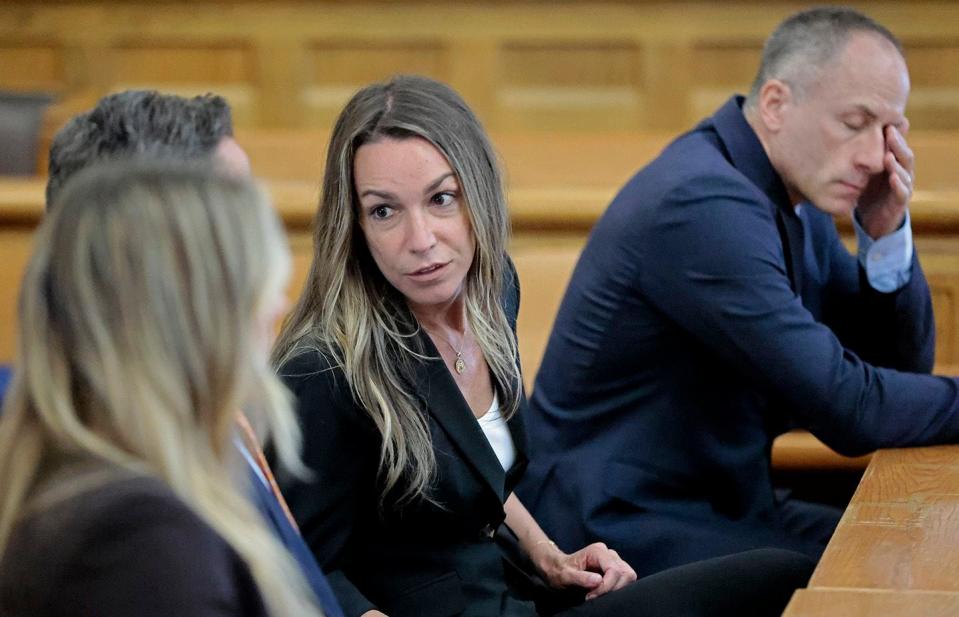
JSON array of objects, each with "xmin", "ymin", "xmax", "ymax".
[{"xmin": 756, "ymin": 79, "xmax": 793, "ymax": 133}]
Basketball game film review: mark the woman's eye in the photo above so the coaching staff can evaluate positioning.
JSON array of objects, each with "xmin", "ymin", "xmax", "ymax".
[
  {"xmin": 432, "ymin": 192, "xmax": 456, "ymax": 207},
  {"xmin": 370, "ymin": 205, "xmax": 393, "ymax": 220}
]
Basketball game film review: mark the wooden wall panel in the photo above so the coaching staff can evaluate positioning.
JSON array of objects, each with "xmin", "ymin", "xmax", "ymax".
[
  {"xmin": 109, "ymin": 42, "xmax": 257, "ymax": 127},
  {"xmin": 499, "ymin": 41, "xmax": 642, "ymax": 130},
  {"xmin": 688, "ymin": 40, "xmax": 762, "ymax": 124},
  {"xmin": 5, "ymin": 2, "xmax": 959, "ymax": 135},
  {"xmin": 0, "ymin": 44, "xmax": 64, "ymax": 92},
  {"xmin": 903, "ymin": 40, "xmax": 959, "ymax": 130},
  {"xmin": 303, "ymin": 40, "xmax": 448, "ymax": 126},
  {"xmin": 919, "ymin": 243, "xmax": 959, "ymax": 366},
  {"xmin": 0, "ymin": 229, "xmax": 35, "ymax": 364}
]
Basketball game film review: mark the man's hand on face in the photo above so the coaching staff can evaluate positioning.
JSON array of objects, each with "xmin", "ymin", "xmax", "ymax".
[{"xmin": 856, "ymin": 121, "xmax": 915, "ymax": 239}]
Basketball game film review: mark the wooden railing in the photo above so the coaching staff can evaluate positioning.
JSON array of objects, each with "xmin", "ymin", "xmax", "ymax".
[{"xmin": 783, "ymin": 444, "xmax": 959, "ymax": 616}]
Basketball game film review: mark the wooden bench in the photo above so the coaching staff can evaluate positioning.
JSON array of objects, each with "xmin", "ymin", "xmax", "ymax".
[
  {"xmin": 783, "ymin": 444, "xmax": 959, "ymax": 616},
  {"xmin": 234, "ymin": 129, "xmax": 959, "ymax": 228}
]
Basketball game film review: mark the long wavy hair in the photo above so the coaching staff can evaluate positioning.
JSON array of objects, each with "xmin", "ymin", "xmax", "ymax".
[
  {"xmin": 272, "ymin": 75, "xmax": 521, "ymax": 505},
  {"xmin": 0, "ymin": 162, "xmax": 321, "ymax": 616}
]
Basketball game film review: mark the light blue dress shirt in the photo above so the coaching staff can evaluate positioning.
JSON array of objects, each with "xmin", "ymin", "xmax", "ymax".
[{"xmin": 853, "ymin": 210, "xmax": 913, "ymax": 293}]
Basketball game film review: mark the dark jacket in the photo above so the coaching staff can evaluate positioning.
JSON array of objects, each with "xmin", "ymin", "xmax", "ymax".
[
  {"xmin": 247, "ymin": 463, "xmax": 345, "ymax": 617},
  {"xmin": 277, "ymin": 265, "xmax": 536, "ymax": 617},
  {"xmin": 0, "ymin": 468, "xmax": 267, "ymax": 617}
]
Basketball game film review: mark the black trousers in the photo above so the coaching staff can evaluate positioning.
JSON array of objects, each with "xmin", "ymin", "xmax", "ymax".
[{"xmin": 548, "ymin": 548, "xmax": 814, "ymax": 617}]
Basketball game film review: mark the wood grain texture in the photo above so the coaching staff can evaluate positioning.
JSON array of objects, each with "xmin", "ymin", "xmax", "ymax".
[
  {"xmin": 3, "ymin": 2, "xmax": 959, "ymax": 135},
  {"xmin": 783, "ymin": 589, "xmax": 959, "ymax": 617},
  {"xmin": 809, "ymin": 449, "xmax": 959, "ymax": 594}
]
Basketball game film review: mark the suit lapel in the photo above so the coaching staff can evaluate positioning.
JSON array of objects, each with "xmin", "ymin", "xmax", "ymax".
[
  {"xmin": 711, "ymin": 96, "xmax": 805, "ymax": 295},
  {"xmin": 776, "ymin": 206, "xmax": 805, "ymax": 294},
  {"xmin": 415, "ymin": 332, "xmax": 508, "ymax": 501}
]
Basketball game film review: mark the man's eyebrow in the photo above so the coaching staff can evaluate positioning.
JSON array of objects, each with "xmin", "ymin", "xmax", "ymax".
[{"xmin": 850, "ymin": 105, "xmax": 879, "ymax": 120}]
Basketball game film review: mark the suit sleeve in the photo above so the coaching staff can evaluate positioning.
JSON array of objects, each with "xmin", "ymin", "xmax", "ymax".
[
  {"xmin": 277, "ymin": 352, "xmax": 380, "ymax": 617},
  {"xmin": 66, "ymin": 488, "xmax": 263, "ymax": 617},
  {"xmin": 636, "ymin": 176, "xmax": 959, "ymax": 455},
  {"xmin": 816, "ymin": 212, "xmax": 935, "ymax": 373}
]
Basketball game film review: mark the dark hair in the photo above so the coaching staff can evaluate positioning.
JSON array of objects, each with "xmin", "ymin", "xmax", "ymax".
[
  {"xmin": 46, "ymin": 90, "xmax": 233, "ymax": 206},
  {"xmin": 746, "ymin": 6, "xmax": 903, "ymax": 106}
]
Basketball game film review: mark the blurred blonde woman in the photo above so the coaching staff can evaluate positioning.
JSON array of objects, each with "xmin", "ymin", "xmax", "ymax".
[
  {"xmin": 0, "ymin": 161, "xmax": 323, "ymax": 617},
  {"xmin": 272, "ymin": 75, "xmax": 813, "ymax": 617}
]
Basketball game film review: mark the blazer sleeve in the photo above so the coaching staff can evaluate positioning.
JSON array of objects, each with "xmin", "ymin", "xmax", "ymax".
[
  {"xmin": 816, "ymin": 212, "xmax": 935, "ymax": 373},
  {"xmin": 277, "ymin": 352, "xmax": 380, "ymax": 617},
  {"xmin": 64, "ymin": 483, "xmax": 264, "ymax": 617},
  {"xmin": 636, "ymin": 176, "xmax": 959, "ymax": 455}
]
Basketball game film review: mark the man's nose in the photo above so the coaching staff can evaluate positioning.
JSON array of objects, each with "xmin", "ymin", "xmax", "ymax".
[{"xmin": 855, "ymin": 127, "xmax": 887, "ymax": 175}]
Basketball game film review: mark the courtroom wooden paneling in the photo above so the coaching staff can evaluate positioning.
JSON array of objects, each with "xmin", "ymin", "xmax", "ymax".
[
  {"xmin": 3, "ymin": 1, "xmax": 959, "ymax": 137},
  {"xmin": 783, "ymin": 589, "xmax": 959, "ymax": 617},
  {"xmin": 0, "ymin": 229, "xmax": 34, "ymax": 365},
  {"xmin": 0, "ymin": 43, "xmax": 64, "ymax": 93},
  {"xmin": 231, "ymin": 129, "xmax": 959, "ymax": 224}
]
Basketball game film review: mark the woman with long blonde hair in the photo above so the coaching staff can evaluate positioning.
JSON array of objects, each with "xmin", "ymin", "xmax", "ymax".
[
  {"xmin": 0, "ymin": 161, "xmax": 322, "ymax": 617},
  {"xmin": 273, "ymin": 75, "xmax": 813, "ymax": 617}
]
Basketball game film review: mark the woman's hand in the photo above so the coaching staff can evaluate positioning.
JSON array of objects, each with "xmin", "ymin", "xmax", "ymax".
[{"xmin": 530, "ymin": 540, "xmax": 637, "ymax": 600}]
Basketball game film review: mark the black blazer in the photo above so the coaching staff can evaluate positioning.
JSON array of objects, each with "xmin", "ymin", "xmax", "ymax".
[
  {"xmin": 0, "ymin": 466, "xmax": 267, "ymax": 617},
  {"xmin": 277, "ymin": 264, "xmax": 536, "ymax": 617}
]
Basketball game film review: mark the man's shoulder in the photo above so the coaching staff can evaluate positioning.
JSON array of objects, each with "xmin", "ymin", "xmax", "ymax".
[
  {"xmin": 602, "ymin": 126, "xmax": 772, "ymax": 233},
  {"xmin": 647, "ymin": 126, "xmax": 759, "ymax": 197}
]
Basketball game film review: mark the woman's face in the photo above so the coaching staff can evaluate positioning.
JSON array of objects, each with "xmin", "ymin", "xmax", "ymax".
[{"xmin": 354, "ymin": 136, "xmax": 475, "ymax": 314}]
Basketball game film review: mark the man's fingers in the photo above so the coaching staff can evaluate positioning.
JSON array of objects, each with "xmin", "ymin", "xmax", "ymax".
[
  {"xmin": 890, "ymin": 166, "xmax": 911, "ymax": 203},
  {"xmin": 886, "ymin": 124, "xmax": 915, "ymax": 173}
]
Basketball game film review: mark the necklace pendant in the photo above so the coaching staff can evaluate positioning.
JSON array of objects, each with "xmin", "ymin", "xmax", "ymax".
[{"xmin": 454, "ymin": 355, "xmax": 467, "ymax": 374}]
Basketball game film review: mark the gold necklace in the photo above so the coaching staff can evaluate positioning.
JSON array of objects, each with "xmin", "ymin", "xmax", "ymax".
[{"xmin": 429, "ymin": 329, "xmax": 468, "ymax": 374}]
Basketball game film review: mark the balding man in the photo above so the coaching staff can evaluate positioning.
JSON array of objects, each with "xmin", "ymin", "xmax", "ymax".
[{"xmin": 520, "ymin": 6, "xmax": 956, "ymax": 576}]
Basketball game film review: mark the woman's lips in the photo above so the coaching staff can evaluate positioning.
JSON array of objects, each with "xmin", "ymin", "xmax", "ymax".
[{"xmin": 408, "ymin": 261, "xmax": 449, "ymax": 279}]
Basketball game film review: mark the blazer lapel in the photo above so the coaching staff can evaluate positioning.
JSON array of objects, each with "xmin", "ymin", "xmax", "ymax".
[
  {"xmin": 711, "ymin": 96, "xmax": 805, "ymax": 295},
  {"xmin": 416, "ymin": 333, "xmax": 508, "ymax": 501},
  {"xmin": 504, "ymin": 403, "xmax": 529, "ymax": 490},
  {"xmin": 776, "ymin": 206, "xmax": 805, "ymax": 294}
]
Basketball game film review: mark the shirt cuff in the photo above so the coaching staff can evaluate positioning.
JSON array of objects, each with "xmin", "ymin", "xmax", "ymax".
[{"xmin": 854, "ymin": 210, "xmax": 913, "ymax": 293}]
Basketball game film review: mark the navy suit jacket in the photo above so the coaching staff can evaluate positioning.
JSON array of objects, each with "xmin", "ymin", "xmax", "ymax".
[
  {"xmin": 518, "ymin": 96, "xmax": 959, "ymax": 576},
  {"xmin": 248, "ymin": 466, "xmax": 345, "ymax": 617}
]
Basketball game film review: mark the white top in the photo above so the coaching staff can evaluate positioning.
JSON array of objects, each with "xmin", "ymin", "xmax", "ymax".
[{"xmin": 476, "ymin": 393, "xmax": 516, "ymax": 471}]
